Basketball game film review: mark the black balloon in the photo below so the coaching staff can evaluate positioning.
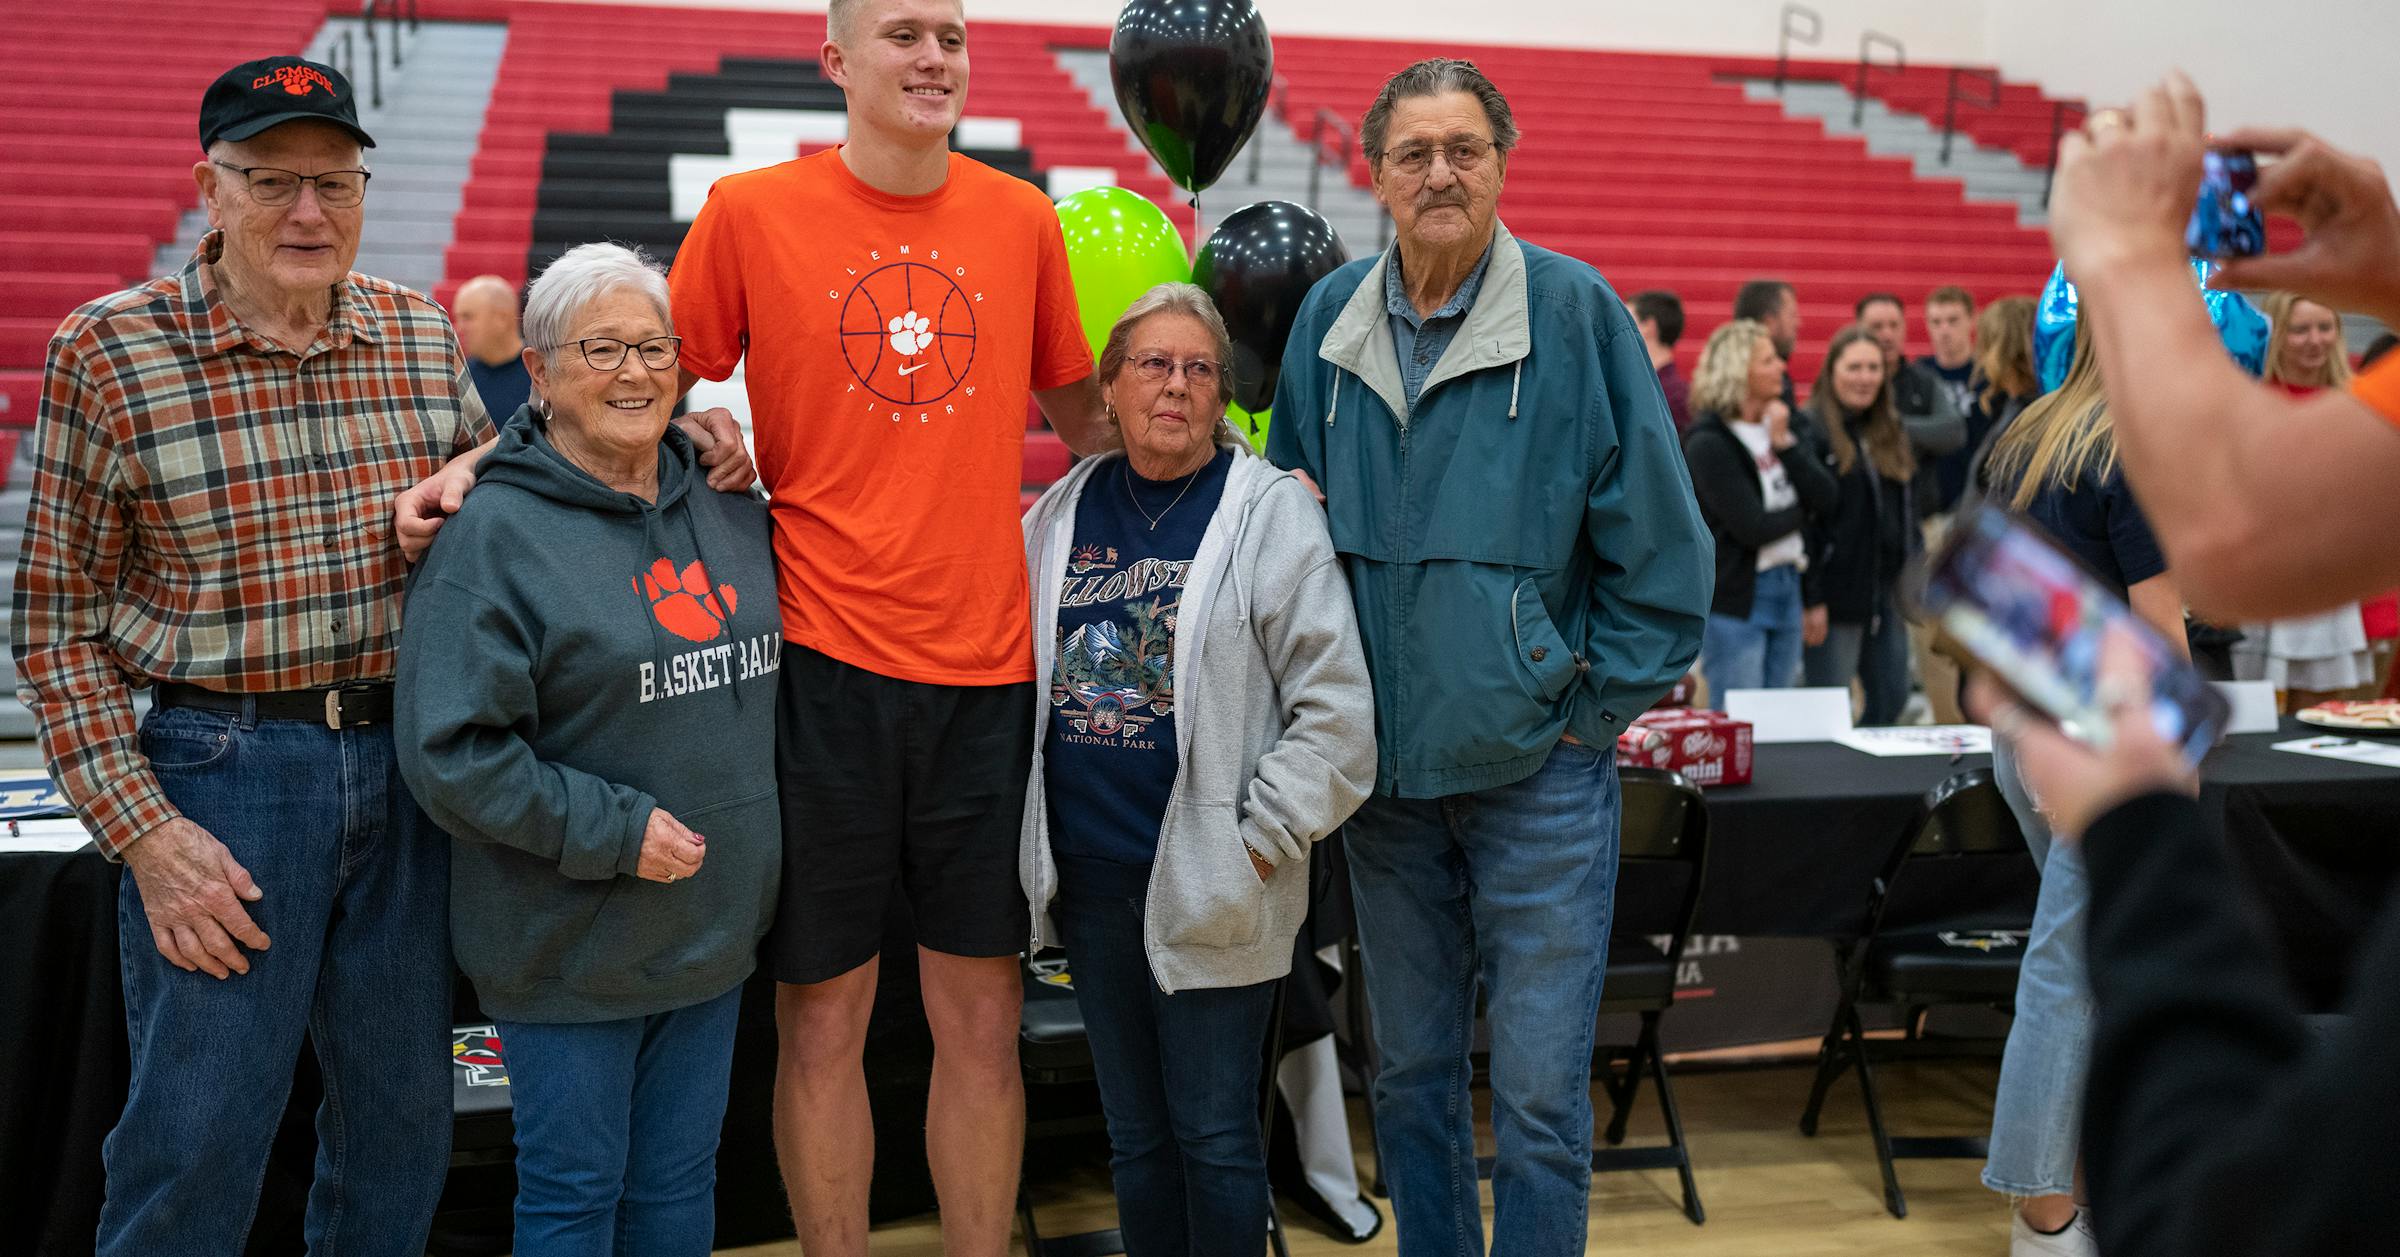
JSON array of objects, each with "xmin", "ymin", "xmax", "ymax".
[
  {"xmin": 1109, "ymin": 0, "xmax": 1273, "ymax": 195},
  {"xmin": 1193, "ymin": 201, "xmax": 1352, "ymax": 414}
]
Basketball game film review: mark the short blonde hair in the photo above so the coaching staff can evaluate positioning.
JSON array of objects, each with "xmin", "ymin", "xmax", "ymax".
[{"xmin": 1688, "ymin": 319, "xmax": 1772, "ymax": 420}]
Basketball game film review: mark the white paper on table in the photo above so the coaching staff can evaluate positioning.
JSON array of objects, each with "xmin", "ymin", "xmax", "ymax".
[
  {"xmin": 2271, "ymin": 735, "xmax": 2400, "ymax": 769},
  {"xmin": 0, "ymin": 817, "xmax": 96, "ymax": 854},
  {"xmin": 1724, "ymin": 687, "xmax": 1856, "ymax": 743},
  {"xmin": 2213, "ymin": 681, "xmax": 2282, "ymax": 735},
  {"xmin": 1832, "ymin": 725, "xmax": 1996, "ymax": 757}
]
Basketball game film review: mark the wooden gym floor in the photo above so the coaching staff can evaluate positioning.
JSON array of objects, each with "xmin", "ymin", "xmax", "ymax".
[{"xmin": 722, "ymin": 1057, "xmax": 2017, "ymax": 1256}]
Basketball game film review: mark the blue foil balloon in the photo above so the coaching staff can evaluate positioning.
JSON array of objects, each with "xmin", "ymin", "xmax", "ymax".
[{"xmin": 2034, "ymin": 259, "xmax": 2270, "ymax": 393}]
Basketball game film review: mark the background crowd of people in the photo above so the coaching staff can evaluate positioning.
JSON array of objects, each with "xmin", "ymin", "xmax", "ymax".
[{"xmin": 1653, "ymin": 274, "xmax": 2400, "ymax": 723}]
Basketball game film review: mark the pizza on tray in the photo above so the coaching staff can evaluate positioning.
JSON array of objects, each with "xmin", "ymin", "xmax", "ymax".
[{"xmin": 2297, "ymin": 699, "xmax": 2400, "ymax": 730}]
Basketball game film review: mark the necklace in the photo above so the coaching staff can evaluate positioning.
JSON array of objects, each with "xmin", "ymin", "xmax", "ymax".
[{"xmin": 1125, "ymin": 460, "xmax": 1201, "ymax": 531}]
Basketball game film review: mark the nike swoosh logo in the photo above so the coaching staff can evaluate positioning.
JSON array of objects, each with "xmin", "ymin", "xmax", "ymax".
[{"xmin": 897, "ymin": 362, "xmax": 929, "ymax": 376}]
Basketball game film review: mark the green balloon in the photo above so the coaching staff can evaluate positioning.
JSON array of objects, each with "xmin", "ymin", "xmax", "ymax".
[
  {"xmin": 1227, "ymin": 402, "xmax": 1270, "ymax": 453},
  {"xmin": 1055, "ymin": 186, "xmax": 1190, "ymax": 365}
]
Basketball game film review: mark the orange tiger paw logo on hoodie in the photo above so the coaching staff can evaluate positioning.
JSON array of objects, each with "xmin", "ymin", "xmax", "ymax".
[{"xmin": 635, "ymin": 558, "xmax": 737, "ymax": 643}]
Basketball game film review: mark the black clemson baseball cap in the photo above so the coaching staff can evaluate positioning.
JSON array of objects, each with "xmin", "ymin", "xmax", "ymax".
[{"xmin": 198, "ymin": 56, "xmax": 376, "ymax": 151}]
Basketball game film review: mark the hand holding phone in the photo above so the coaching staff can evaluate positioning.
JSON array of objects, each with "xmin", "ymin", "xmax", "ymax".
[
  {"xmin": 1966, "ymin": 628, "xmax": 2201, "ymax": 839},
  {"xmin": 1918, "ymin": 505, "xmax": 2230, "ymax": 768},
  {"xmin": 2187, "ymin": 150, "xmax": 2265, "ymax": 259}
]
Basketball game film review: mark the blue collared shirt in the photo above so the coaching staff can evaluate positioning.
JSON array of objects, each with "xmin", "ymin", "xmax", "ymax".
[{"xmin": 1384, "ymin": 239, "xmax": 1494, "ymax": 410}]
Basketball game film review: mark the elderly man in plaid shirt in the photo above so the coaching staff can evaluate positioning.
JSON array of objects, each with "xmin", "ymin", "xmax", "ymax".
[{"xmin": 11, "ymin": 58, "xmax": 749, "ymax": 1255}]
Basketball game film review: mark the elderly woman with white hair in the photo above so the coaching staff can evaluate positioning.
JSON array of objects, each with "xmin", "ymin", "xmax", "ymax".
[
  {"xmin": 1019, "ymin": 282, "xmax": 1376, "ymax": 1257},
  {"xmin": 395, "ymin": 242, "xmax": 779, "ymax": 1257}
]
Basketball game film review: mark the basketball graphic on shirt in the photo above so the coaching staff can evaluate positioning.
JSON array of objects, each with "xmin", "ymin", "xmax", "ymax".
[{"xmin": 838, "ymin": 261, "xmax": 977, "ymax": 405}]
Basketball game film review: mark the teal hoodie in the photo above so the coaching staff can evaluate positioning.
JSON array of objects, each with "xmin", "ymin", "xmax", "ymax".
[
  {"xmin": 1267, "ymin": 223, "xmax": 1713, "ymax": 798},
  {"xmin": 396, "ymin": 406, "xmax": 781, "ymax": 1023}
]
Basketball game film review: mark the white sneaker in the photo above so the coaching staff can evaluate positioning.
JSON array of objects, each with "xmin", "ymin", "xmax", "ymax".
[{"xmin": 2010, "ymin": 1207, "xmax": 2097, "ymax": 1257}]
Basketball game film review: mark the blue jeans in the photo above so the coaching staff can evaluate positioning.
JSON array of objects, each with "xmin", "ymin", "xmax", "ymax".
[
  {"xmin": 1982, "ymin": 737, "xmax": 2091, "ymax": 1198},
  {"xmin": 1702, "ymin": 563, "xmax": 1805, "ymax": 704},
  {"xmin": 98, "ymin": 704, "xmax": 452, "ymax": 1257},
  {"xmin": 1052, "ymin": 857, "xmax": 1277, "ymax": 1257},
  {"xmin": 1346, "ymin": 741, "xmax": 1621, "ymax": 1257},
  {"xmin": 495, "ymin": 983, "xmax": 743, "ymax": 1257},
  {"xmin": 1804, "ymin": 588, "xmax": 1913, "ymax": 724}
]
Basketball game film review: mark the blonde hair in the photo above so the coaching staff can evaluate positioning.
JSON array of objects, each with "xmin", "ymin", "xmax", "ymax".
[
  {"xmin": 1985, "ymin": 318, "xmax": 2116, "ymax": 511},
  {"xmin": 2260, "ymin": 291, "xmax": 2354, "ymax": 390},
  {"xmin": 1807, "ymin": 324, "xmax": 1915, "ymax": 482},
  {"xmin": 1973, "ymin": 295, "xmax": 2039, "ymax": 412},
  {"xmin": 1688, "ymin": 319, "xmax": 1772, "ymax": 419}
]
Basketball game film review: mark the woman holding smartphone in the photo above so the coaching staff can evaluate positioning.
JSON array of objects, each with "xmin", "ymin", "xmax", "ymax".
[{"xmin": 1974, "ymin": 317, "xmax": 2187, "ymax": 1257}]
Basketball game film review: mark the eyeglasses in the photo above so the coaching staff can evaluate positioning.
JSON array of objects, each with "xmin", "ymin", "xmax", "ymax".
[
  {"xmin": 211, "ymin": 162, "xmax": 372, "ymax": 208},
  {"xmin": 1376, "ymin": 139, "xmax": 1497, "ymax": 177},
  {"xmin": 554, "ymin": 336, "xmax": 683, "ymax": 372},
  {"xmin": 1128, "ymin": 353, "xmax": 1220, "ymax": 388}
]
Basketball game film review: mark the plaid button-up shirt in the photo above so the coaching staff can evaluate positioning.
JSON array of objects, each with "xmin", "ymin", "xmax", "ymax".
[{"xmin": 12, "ymin": 232, "xmax": 495, "ymax": 857}]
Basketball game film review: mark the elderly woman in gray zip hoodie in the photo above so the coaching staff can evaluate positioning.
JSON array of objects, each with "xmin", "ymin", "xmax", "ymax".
[{"xmin": 1020, "ymin": 282, "xmax": 1375, "ymax": 1257}]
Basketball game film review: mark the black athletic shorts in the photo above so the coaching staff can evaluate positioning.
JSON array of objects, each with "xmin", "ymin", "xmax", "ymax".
[{"xmin": 766, "ymin": 643, "xmax": 1035, "ymax": 985}]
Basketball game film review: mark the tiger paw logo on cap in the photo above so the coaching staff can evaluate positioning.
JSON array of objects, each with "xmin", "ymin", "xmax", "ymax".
[{"xmin": 253, "ymin": 64, "xmax": 335, "ymax": 98}]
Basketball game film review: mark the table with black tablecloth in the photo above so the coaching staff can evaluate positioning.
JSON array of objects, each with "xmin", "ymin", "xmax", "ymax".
[
  {"xmin": 0, "ymin": 842, "xmax": 129, "ymax": 1257},
  {"xmin": 1616, "ymin": 720, "xmax": 2400, "ymax": 1050},
  {"xmin": 1678, "ymin": 721, "xmax": 2397, "ymax": 949}
]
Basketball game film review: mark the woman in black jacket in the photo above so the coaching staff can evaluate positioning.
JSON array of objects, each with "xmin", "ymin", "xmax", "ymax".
[
  {"xmin": 1801, "ymin": 323, "xmax": 1920, "ymax": 725},
  {"xmin": 1683, "ymin": 319, "xmax": 1840, "ymax": 704}
]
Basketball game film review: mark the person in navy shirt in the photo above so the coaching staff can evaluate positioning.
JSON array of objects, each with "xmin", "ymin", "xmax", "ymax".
[{"xmin": 455, "ymin": 274, "xmax": 534, "ymax": 421}]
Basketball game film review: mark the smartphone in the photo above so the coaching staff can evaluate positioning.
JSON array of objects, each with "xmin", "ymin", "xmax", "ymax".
[
  {"xmin": 1918, "ymin": 505, "xmax": 2229, "ymax": 767},
  {"xmin": 2187, "ymin": 150, "xmax": 2265, "ymax": 259}
]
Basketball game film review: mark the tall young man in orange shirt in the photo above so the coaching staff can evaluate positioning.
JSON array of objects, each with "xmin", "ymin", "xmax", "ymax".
[
  {"xmin": 669, "ymin": 2, "xmax": 1104, "ymax": 1253},
  {"xmin": 394, "ymin": 1, "xmax": 1101, "ymax": 1247}
]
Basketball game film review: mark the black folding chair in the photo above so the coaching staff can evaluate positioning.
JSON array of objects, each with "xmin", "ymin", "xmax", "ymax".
[
  {"xmin": 1796, "ymin": 768, "xmax": 2037, "ymax": 1218},
  {"xmin": 1017, "ymin": 952, "xmax": 1293, "ymax": 1257},
  {"xmin": 1587, "ymin": 766, "xmax": 1712, "ymax": 1224}
]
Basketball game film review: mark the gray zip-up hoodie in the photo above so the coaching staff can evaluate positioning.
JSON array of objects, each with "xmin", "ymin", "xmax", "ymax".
[
  {"xmin": 1020, "ymin": 444, "xmax": 1376, "ymax": 993},
  {"xmin": 396, "ymin": 406, "xmax": 781, "ymax": 1023}
]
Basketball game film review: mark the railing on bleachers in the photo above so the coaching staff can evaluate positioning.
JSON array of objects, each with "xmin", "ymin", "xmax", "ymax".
[
  {"xmin": 1772, "ymin": 3, "xmax": 1820, "ymax": 96},
  {"xmin": 1940, "ymin": 66, "xmax": 2000, "ymax": 165},
  {"xmin": 1852, "ymin": 29, "xmax": 1904, "ymax": 127},
  {"xmin": 359, "ymin": 0, "xmax": 421, "ymax": 109}
]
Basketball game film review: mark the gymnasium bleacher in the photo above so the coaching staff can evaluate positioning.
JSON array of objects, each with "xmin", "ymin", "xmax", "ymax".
[
  {"xmin": 0, "ymin": 0, "xmax": 2098, "ymax": 497},
  {"xmin": 1268, "ymin": 36, "xmax": 2058, "ymax": 384},
  {"xmin": 0, "ymin": 0, "xmax": 333, "ymax": 438},
  {"xmin": 439, "ymin": 3, "xmax": 1194, "ymax": 304}
]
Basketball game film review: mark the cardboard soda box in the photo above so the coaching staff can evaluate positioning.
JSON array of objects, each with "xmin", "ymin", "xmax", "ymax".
[
  {"xmin": 1615, "ymin": 707, "xmax": 1754, "ymax": 787},
  {"xmin": 1650, "ymin": 672, "xmax": 1698, "ymax": 711}
]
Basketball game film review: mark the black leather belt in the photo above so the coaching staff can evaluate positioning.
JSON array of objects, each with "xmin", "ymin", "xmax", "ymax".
[{"xmin": 156, "ymin": 682, "xmax": 394, "ymax": 729}]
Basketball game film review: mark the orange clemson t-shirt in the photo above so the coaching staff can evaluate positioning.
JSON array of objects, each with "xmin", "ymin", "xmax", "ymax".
[{"xmin": 670, "ymin": 150, "xmax": 1093, "ymax": 686}]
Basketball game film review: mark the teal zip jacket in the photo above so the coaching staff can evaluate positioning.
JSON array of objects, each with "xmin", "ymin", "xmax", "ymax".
[{"xmin": 1267, "ymin": 222, "xmax": 1712, "ymax": 798}]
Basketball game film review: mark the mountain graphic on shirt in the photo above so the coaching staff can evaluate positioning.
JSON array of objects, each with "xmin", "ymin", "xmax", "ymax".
[{"xmin": 1054, "ymin": 598, "xmax": 1175, "ymax": 720}]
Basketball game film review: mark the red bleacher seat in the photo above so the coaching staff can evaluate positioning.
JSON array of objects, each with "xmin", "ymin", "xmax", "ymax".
[
  {"xmin": 1267, "ymin": 33, "xmax": 2060, "ymax": 382},
  {"xmin": 4, "ymin": 0, "xmax": 2105, "ymax": 496},
  {"xmin": 0, "ymin": 369, "xmax": 44, "ymax": 430},
  {"xmin": 0, "ymin": 0, "xmax": 327, "ymax": 367},
  {"xmin": 1022, "ymin": 431, "xmax": 1070, "ymax": 486}
]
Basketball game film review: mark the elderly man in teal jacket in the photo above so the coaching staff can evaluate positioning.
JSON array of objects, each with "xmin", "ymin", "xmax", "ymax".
[{"xmin": 1267, "ymin": 58, "xmax": 1711, "ymax": 1256}]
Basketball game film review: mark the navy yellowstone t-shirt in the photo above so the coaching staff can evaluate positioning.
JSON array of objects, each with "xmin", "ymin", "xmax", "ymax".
[{"xmin": 1044, "ymin": 447, "xmax": 1233, "ymax": 866}]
